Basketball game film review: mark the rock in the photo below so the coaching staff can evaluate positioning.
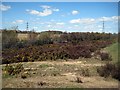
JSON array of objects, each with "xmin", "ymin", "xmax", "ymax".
[
  {"xmin": 21, "ymin": 71, "xmax": 30, "ymax": 79},
  {"xmin": 91, "ymin": 52, "xmax": 95, "ymax": 56},
  {"xmin": 65, "ymin": 73, "xmax": 83, "ymax": 83},
  {"xmin": 37, "ymin": 81, "xmax": 46, "ymax": 86},
  {"xmin": 21, "ymin": 72, "xmax": 28, "ymax": 79},
  {"xmin": 74, "ymin": 68, "xmax": 78, "ymax": 71},
  {"xmin": 75, "ymin": 76, "xmax": 83, "ymax": 83},
  {"xmin": 95, "ymin": 55, "xmax": 101, "ymax": 60},
  {"xmin": 24, "ymin": 68, "xmax": 31, "ymax": 71},
  {"xmin": 66, "ymin": 74, "xmax": 76, "ymax": 82}
]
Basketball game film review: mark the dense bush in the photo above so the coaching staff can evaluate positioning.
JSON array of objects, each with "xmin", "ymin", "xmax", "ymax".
[
  {"xmin": 15, "ymin": 40, "xmax": 29, "ymax": 48},
  {"xmin": 5, "ymin": 63, "xmax": 24, "ymax": 75},
  {"xmin": 111, "ymin": 63, "xmax": 120, "ymax": 81},
  {"xmin": 34, "ymin": 32, "xmax": 53, "ymax": 45},
  {"xmin": 34, "ymin": 38, "xmax": 53, "ymax": 46},
  {"xmin": 2, "ymin": 30, "xmax": 18, "ymax": 49},
  {"xmin": 99, "ymin": 52, "xmax": 112, "ymax": 61},
  {"xmin": 97, "ymin": 62, "xmax": 120, "ymax": 81},
  {"xmin": 60, "ymin": 32, "xmax": 115, "ymax": 44},
  {"xmin": 2, "ymin": 30, "xmax": 115, "ymax": 64},
  {"xmin": 1, "ymin": 30, "xmax": 116, "ymax": 49},
  {"xmin": 2, "ymin": 40, "xmax": 113, "ymax": 64},
  {"xmin": 81, "ymin": 68, "xmax": 90, "ymax": 77}
]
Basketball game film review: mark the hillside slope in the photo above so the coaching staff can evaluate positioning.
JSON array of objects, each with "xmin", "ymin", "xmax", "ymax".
[{"xmin": 104, "ymin": 42, "xmax": 119, "ymax": 63}]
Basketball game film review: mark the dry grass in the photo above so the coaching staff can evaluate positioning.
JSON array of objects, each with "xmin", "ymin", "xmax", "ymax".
[
  {"xmin": 17, "ymin": 33, "xmax": 29, "ymax": 41},
  {"xmin": 2, "ymin": 59, "xmax": 118, "ymax": 88}
]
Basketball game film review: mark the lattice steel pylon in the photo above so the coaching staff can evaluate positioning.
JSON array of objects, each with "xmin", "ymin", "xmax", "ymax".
[
  {"xmin": 26, "ymin": 22, "xmax": 29, "ymax": 31},
  {"xmin": 102, "ymin": 19, "xmax": 105, "ymax": 33}
]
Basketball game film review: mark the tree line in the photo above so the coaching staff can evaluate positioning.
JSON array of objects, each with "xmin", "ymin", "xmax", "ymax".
[{"xmin": 1, "ymin": 30, "xmax": 117, "ymax": 49}]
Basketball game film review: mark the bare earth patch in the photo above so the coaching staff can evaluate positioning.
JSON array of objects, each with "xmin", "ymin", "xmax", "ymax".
[{"xmin": 2, "ymin": 59, "xmax": 119, "ymax": 88}]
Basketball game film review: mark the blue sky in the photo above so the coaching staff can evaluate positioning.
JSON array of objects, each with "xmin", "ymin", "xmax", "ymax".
[{"xmin": 1, "ymin": 2, "xmax": 118, "ymax": 33}]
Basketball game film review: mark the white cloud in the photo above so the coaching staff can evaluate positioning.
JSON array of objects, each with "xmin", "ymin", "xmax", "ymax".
[
  {"xmin": 70, "ymin": 16, "xmax": 118, "ymax": 25},
  {"xmin": 29, "ymin": 10, "xmax": 39, "ymax": 15},
  {"xmin": 83, "ymin": 24, "xmax": 105, "ymax": 33},
  {"xmin": 17, "ymin": 20, "xmax": 24, "ymax": 23},
  {"xmin": 70, "ymin": 18, "xmax": 95, "ymax": 24},
  {"xmin": 0, "ymin": 4, "xmax": 11, "ymax": 11},
  {"xmin": 112, "ymin": 16, "xmax": 118, "ymax": 20},
  {"xmin": 98, "ymin": 16, "xmax": 118, "ymax": 22},
  {"xmin": 28, "ymin": 9, "xmax": 52, "ymax": 16},
  {"xmin": 45, "ymin": 22, "xmax": 52, "ymax": 24},
  {"xmin": 70, "ymin": 19, "xmax": 80, "ymax": 24},
  {"xmin": 98, "ymin": 17, "xmax": 112, "ymax": 22},
  {"xmin": 47, "ymin": 25, "xmax": 52, "ymax": 27},
  {"xmin": 12, "ymin": 20, "xmax": 24, "ymax": 24},
  {"xmin": 56, "ymin": 22, "xmax": 65, "ymax": 25},
  {"xmin": 72, "ymin": 10, "xmax": 79, "ymax": 15},
  {"xmin": 33, "ymin": 27, "xmax": 38, "ymax": 29},
  {"xmin": 61, "ymin": 15, "xmax": 66, "ymax": 17},
  {"xmin": 74, "ymin": 25, "xmax": 79, "ymax": 27},
  {"xmin": 97, "ymin": 25, "xmax": 102, "ymax": 28},
  {"xmin": 40, "ymin": 5, "xmax": 51, "ymax": 9},
  {"xmin": 41, "ymin": 9, "xmax": 52, "ymax": 16},
  {"xmin": 53, "ymin": 9, "xmax": 59, "ymax": 12},
  {"xmin": 27, "ymin": 5, "xmax": 59, "ymax": 17},
  {"xmin": 68, "ymin": 27, "xmax": 72, "ymax": 29},
  {"xmin": 99, "ymin": 28, "xmax": 103, "ymax": 31},
  {"xmin": 40, "ymin": 23, "xmax": 45, "ymax": 25},
  {"xmin": 26, "ymin": 9, "xmax": 30, "ymax": 12},
  {"xmin": 51, "ymin": 19, "xmax": 55, "ymax": 22}
]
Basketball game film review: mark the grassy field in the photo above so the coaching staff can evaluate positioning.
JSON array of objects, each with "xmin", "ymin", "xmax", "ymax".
[{"xmin": 104, "ymin": 42, "xmax": 119, "ymax": 63}]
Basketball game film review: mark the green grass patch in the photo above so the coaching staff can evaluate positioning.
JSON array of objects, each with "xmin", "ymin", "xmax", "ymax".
[
  {"xmin": 104, "ymin": 42, "xmax": 119, "ymax": 63},
  {"xmin": 2, "ymin": 73, "xmax": 13, "ymax": 79},
  {"xmin": 39, "ymin": 64, "xmax": 51, "ymax": 68}
]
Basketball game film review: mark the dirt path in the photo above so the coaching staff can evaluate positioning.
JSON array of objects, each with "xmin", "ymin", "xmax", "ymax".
[{"xmin": 22, "ymin": 60, "xmax": 105, "ymax": 68}]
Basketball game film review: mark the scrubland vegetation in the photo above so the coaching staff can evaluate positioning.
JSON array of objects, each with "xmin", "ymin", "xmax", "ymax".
[
  {"xmin": 2, "ymin": 30, "xmax": 116, "ymax": 64},
  {"xmin": 1, "ymin": 30, "xmax": 119, "ymax": 88}
]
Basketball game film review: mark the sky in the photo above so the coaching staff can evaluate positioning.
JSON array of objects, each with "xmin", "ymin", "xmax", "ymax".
[
  {"xmin": 1, "ymin": 2, "xmax": 118, "ymax": 33},
  {"xmin": 2, "ymin": 0, "xmax": 120, "ymax": 2}
]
